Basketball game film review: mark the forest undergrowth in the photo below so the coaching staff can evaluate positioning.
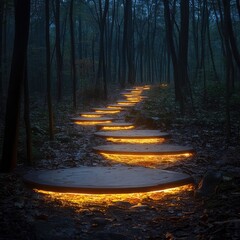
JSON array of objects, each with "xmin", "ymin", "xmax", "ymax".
[{"xmin": 0, "ymin": 84, "xmax": 240, "ymax": 239}]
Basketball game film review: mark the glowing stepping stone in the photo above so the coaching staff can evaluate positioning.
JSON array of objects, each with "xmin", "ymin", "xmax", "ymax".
[
  {"xmin": 126, "ymin": 96, "xmax": 148, "ymax": 100},
  {"xmin": 121, "ymin": 91, "xmax": 142, "ymax": 96},
  {"xmin": 71, "ymin": 117, "xmax": 114, "ymax": 126},
  {"xmin": 92, "ymin": 107, "xmax": 122, "ymax": 114},
  {"xmin": 118, "ymin": 99, "xmax": 140, "ymax": 104},
  {"xmin": 143, "ymin": 85, "xmax": 151, "ymax": 90},
  {"xmin": 96, "ymin": 122, "xmax": 135, "ymax": 131},
  {"xmin": 23, "ymin": 166, "xmax": 193, "ymax": 194},
  {"xmin": 79, "ymin": 112, "xmax": 103, "ymax": 118},
  {"xmin": 108, "ymin": 104, "xmax": 134, "ymax": 108},
  {"xmin": 94, "ymin": 130, "xmax": 170, "ymax": 143},
  {"xmin": 125, "ymin": 88, "xmax": 142, "ymax": 92},
  {"xmin": 93, "ymin": 144, "xmax": 195, "ymax": 167}
]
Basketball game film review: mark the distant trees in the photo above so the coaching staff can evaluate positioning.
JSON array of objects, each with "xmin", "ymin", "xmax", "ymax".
[{"xmin": 1, "ymin": 0, "xmax": 240, "ymax": 170}]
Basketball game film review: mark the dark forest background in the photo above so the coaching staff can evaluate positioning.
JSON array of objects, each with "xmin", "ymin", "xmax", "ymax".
[{"xmin": 0, "ymin": 0, "xmax": 240, "ymax": 172}]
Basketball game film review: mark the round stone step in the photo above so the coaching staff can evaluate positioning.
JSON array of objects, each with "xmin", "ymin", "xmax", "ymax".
[
  {"xmin": 118, "ymin": 99, "xmax": 140, "ymax": 104},
  {"xmin": 121, "ymin": 92, "xmax": 142, "ymax": 96},
  {"xmin": 108, "ymin": 104, "xmax": 134, "ymax": 108},
  {"xmin": 70, "ymin": 117, "xmax": 114, "ymax": 126},
  {"xmin": 93, "ymin": 144, "xmax": 194, "ymax": 155},
  {"xmin": 79, "ymin": 112, "xmax": 104, "ymax": 118},
  {"xmin": 23, "ymin": 166, "xmax": 193, "ymax": 194},
  {"xmin": 92, "ymin": 107, "xmax": 123, "ymax": 114},
  {"xmin": 93, "ymin": 144, "xmax": 195, "ymax": 167},
  {"xmin": 96, "ymin": 122, "xmax": 135, "ymax": 131},
  {"xmin": 94, "ymin": 130, "xmax": 170, "ymax": 143}
]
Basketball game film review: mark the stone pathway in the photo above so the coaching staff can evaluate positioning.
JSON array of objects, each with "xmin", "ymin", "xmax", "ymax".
[{"xmin": 24, "ymin": 85, "xmax": 195, "ymax": 194}]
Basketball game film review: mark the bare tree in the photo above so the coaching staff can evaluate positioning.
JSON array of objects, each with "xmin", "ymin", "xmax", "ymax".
[{"xmin": 1, "ymin": 0, "xmax": 31, "ymax": 172}]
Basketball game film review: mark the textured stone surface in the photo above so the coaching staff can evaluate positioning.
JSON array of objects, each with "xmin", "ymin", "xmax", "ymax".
[
  {"xmin": 94, "ymin": 130, "xmax": 170, "ymax": 139},
  {"xmin": 70, "ymin": 117, "xmax": 114, "ymax": 122},
  {"xmin": 92, "ymin": 107, "xmax": 124, "ymax": 112},
  {"xmin": 93, "ymin": 144, "xmax": 195, "ymax": 155},
  {"xmin": 24, "ymin": 166, "xmax": 193, "ymax": 193},
  {"xmin": 79, "ymin": 112, "xmax": 103, "ymax": 116}
]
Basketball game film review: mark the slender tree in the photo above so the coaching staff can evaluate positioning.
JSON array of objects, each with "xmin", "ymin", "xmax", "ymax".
[
  {"xmin": 23, "ymin": 60, "xmax": 32, "ymax": 165},
  {"xmin": 45, "ymin": 0, "xmax": 54, "ymax": 140},
  {"xmin": 178, "ymin": 0, "xmax": 191, "ymax": 111},
  {"xmin": 0, "ymin": 1, "xmax": 3, "ymax": 112},
  {"xmin": 55, "ymin": 0, "xmax": 63, "ymax": 102},
  {"xmin": 0, "ymin": 0, "xmax": 31, "ymax": 172},
  {"xmin": 70, "ymin": 0, "xmax": 77, "ymax": 109},
  {"xmin": 125, "ymin": 0, "xmax": 135, "ymax": 85},
  {"xmin": 94, "ymin": 0, "xmax": 109, "ymax": 99}
]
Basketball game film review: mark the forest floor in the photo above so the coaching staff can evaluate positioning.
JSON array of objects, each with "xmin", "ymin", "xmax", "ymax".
[{"xmin": 0, "ymin": 84, "xmax": 240, "ymax": 240}]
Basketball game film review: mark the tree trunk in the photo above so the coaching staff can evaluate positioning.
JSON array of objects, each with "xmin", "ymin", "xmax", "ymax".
[
  {"xmin": 78, "ymin": 16, "xmax": 83, "ymax": 60},
  {"xmin": 222, "ymin": 0, "xmax": 234, "ymax": 139},
  {"xmin": 163, "ymin": 0, "xmax": 180, "ymax": 101},
  {"xmin": 125, "ymin": 0, "xmax": 135, "ymax": 85},
  {"xmin": 0, "ymin": 1, "xmax": 3, "ymax": 113},
  {"xmin": 206, "ymin": 7, "xmax": 219, "ymax": 82},
  {"xmin": 0, "ymin": 0, "xmax": 30, "ymax": 172},
  {"xmin": 55, "ymin": 0, "xmax": 62, "ymax": 102},
  {"xmin": 177, "ymin": 0, "xmax": 190, "ymax": 112},
  {"xmin": 45, "ymin": 0, "xmax": 54, "ymax": 140},
  {"xmin": 94, "ymin": 0, "xmax": 109, "ymax": 99},
  {"xmin": 222, "ymin": 0, "xmax": 240, "ymax": 72},
  {"xmin": 23, "ymin": 60, "xmax": 32, "ymax": 166},
  {"xmin": 70, "ymin": 0, "xmax": 77, "ymax": 109}
]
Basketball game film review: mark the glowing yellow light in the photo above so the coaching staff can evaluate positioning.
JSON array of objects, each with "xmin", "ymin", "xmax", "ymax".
[
  {"xmin": 107, "ymin": 106, "xmax": 123, "ymax": 110},
  {"xmin": 100, "ymin": 152, "xmax": 193, "ymax": 168},
  {"xmin": 81, "ymin": 114, "xmax": 103, "ymax": 118},
  {"xmin": 95, "ymin": 110, "xmax": 120, "ymax": 114},
  {"xmin": 134, "ymin": 87, "xmax": 144, "ymax": 90},
  {"xmin": 126, "ymin": 97, "xmax": 142, "ymax": 102},
  {"xmin": 34, "ymin": 184, "xmax": 193, "ymax": 205},
  {"xmin": 119, "ymin": 99, "xmax": 140, "ymax": 104},
  {"xmin": 143, "ymin": 85, "xmax": 151, "ymax": 90},
  {"xmin": 74, "ymin": 121, "xmax": 112, "ymax": 126},
  {"xmin": 106, "ymin": 137, "xmax": 166, "ymax": 144},
  {"xmin": 130, "ymin": 90, "xmax": 142, "ymax": 94},
  {"xmin": 123, "ymin": 93, "xmax": 141, "ymax": 97},
  {"xmin": 117, "ymin": 102, "xmax": 135, "ymax": 106},
  {"xmin": 101, "ymin": 126, "xmax": 135, "ymax": 131}
]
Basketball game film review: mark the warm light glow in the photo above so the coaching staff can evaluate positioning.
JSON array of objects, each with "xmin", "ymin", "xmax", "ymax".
[
  {"xmin": 95, "ymin": 110, "xmax": 120, "ymax": 114},
  {"xmin": 118, "ymin": 100, "xmax": 140, "ymax": 104},
  {"xmin": 134, "ymin": 87, "xmax": 144, "ymax": 90},
  {"xmin": 130, "ymin": 90, "xmax": 142, "ymax": 94},
  {"xmin": 100, "ymin": 152, "xmax": 193, "ymax": 168},
  {"xmin": 101, "ymin": 126, "xmax": 135, "ymax": 131},
  {"xmin": 123, "ymin": 93, "xmax": 141, "ymax": 97},
  {"xmin": 126, "ymin": 97, "xmax": 142, "ymax": 102},
  {"xmin": 106, "ymin": 137, "xmax": 166, "ymax": 144},
  {"xmin": 74, "ymin": 121, "xmax": 112, "ymax": 126},
  {"xmin": 126, "ymin": 96, "xmax": 142, "ymax": 101},
  {"xmin": 81, "ymin": 114, "xmax": 103, "ymax": 118},
  {"xmin": 34, "ymin": 184, "xmax": 193, "ymax": 205},
  {"xmin": 117, "ymin": 102, "xmax": 135, "ymax": 106},
  {"xmin": 107, "ymin": 106, "xmax": 123, "ymax": 110},
  {"xmin": 143, "ymin": 85, "xmax": 151, "ymax": 90}
]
